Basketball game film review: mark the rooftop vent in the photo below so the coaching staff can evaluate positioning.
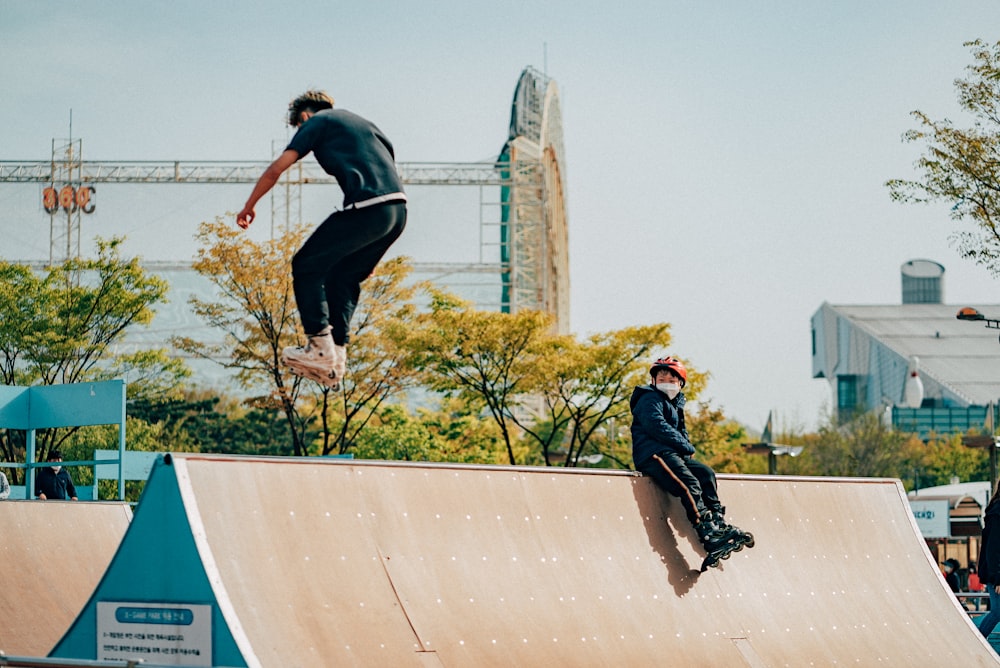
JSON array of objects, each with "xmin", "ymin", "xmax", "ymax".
[{"xmin": 901, "ymin": 259, "xmax": 944, "ymax": 304}]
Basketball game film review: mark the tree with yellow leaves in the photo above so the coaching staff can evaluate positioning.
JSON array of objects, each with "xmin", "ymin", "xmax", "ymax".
[
  {"xmin": 175, "ymin": 219, "xmax": 427, "ymax": 456},
  {"xmin": 174, "ymin": 218, "xmax": 310, "ymax": 454}
]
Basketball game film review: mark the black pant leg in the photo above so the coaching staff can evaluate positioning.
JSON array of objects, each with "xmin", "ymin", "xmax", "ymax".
[
  {"xmin": 637, "ymin": 450, "xmax": 709, "ymax": 525},
  {"xmin": 686, "ymin": 458, "xmax": 722, "ymax": 514},
  {"xmin": 291, "ymin": 202, "xmax": 406, "ymax": 340},
  {"xmin": 323, "ymin": 204, "xmax": 407, "ymax": 344}
]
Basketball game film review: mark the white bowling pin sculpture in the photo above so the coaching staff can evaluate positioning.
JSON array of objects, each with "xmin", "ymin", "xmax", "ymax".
[{"xmin": 903, "ymin": 355, "xmax": 925, "ymax": 409}]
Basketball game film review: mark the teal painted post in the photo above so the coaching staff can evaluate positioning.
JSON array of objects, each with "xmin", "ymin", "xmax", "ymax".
[
  {"xmin": 118, "ymin": 381, "xmax": 126, "ymax": 500},
  {"xmin": 25, "ymin": 429, "xmax": 35, "ymax": 500},
  {"xmin": 0, "ymin": 385, "xmax": 30, "ymax": 498}
]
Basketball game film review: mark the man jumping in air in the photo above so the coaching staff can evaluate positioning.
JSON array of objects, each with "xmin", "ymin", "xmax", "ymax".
[{"xmin": 237, "ymin": 90, "xmax": 407, "ymax": 389}]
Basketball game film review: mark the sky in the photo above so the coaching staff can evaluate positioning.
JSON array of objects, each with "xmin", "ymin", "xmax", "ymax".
[{"xmin": 4, "ymin": 1, "xmax": 1000, "ymax": 433}]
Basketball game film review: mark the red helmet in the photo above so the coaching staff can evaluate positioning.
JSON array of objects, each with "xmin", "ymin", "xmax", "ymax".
[{"xmin": 650, "ymin": 356, "xmax": 687, "ymax": 387}]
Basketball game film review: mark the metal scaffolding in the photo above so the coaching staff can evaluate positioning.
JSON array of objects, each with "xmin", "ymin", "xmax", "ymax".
[
  {"xmin": 0, "ymin": 67, "xmax": 570, "ymax": 331},
  {"xmin": 0, "ymin": 158, "xmax": 516, "ymax": 287},
  {"xmin": 497, "ymin": 67, "xmax": 570, "ymax": 333},
  {"xmin": 43, "ymin": 138, "xmax": 85, "ymax": 268},
  {"xmin": 0, "ymin": 159, "xmax": 526, "ymax": 186}
]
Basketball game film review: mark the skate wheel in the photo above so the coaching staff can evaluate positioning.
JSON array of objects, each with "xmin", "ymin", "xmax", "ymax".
[
  {"xmin": 744, "ymin": 533, "xmax": 755, "ymax": 548},
  {"xmin": 732, "ymin": 542, "xmax": 745, "ymax": 552},
  {"xmin": 721, "ymin": 550, "xmax": 732, "ymax": 560}
]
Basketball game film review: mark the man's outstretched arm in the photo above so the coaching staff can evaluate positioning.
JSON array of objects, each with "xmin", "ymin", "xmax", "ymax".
[{"xmin": 237, "ymin": 149, "xmax": 300, "ymax": 229}]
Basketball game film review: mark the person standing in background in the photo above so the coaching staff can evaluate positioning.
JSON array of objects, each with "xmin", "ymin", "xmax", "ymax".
[
  {"xmin": 977, "ymin": 489, "xmax": 1000, "ymax": 639},
  {"xmin": 34, "ymin": 451, "xmax": 77, "ymax": 501}
]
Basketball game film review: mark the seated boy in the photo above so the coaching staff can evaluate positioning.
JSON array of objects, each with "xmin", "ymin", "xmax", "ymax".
[{"xmin": 630, "ymin": 356, "xmax": 749, "ymax": 563}]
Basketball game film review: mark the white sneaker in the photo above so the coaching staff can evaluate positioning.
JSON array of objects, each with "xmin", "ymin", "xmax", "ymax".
[{"xmin": 282, "ymin": 330, "xmax": 335, "ymax": 376}]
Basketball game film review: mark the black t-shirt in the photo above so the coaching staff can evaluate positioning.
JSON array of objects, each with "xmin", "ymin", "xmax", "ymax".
[{"xmin": 286, "ymin": 108, "xmax": 403, "ymax": 207}]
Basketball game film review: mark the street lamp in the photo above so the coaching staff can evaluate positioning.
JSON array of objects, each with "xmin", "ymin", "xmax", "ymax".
[
  {"xmin": 742, "ymin": 410, "xmax": 804, "ymax": 474},
  {"xmin": 962, "ymin": 401, "xmax": 999, "ymax": 494},
  {"xmin": 955, "ymin": 309, "xmax": 1000, "ymax": 490},
  {"xmin": 957, "ymin": 307, "xmax": 1000, "ymax": 343},
  {"xmin": 742, "ymin": 443, "xmax": 804, "ymax": 475}
]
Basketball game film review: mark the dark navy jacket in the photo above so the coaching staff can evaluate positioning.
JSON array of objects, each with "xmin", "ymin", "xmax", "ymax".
[
  {"xmin": 980, "ymin": 495, "xmax": 1000, "ymax": 585},
  {"xmin": 34, "ymin": 467, "xmax": 77, "ymax": 500},
  {"xmin": 629, "ymin": 384, "xmax": 696, "ymax": 467}
]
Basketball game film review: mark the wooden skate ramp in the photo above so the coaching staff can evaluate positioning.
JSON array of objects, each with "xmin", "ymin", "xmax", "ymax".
[
  {"xmin": 52, "ymin": 455, "xmax": 999, "ymax": 666},
  {"xmin": 0, "ymin": 500, "xmax": 131, "ymax": 655}
]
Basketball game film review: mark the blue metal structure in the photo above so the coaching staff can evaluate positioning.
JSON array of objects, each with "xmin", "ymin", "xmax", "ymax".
[
  {"xmin": 0, "ymin": 380, "xmax": 127, "ymax": 499},
  {"xmin": 51, "ymin": 454, "xmax": 245, "ymax": 665}
]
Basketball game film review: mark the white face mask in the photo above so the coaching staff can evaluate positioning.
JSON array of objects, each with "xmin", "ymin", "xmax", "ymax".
[
  {"xmin": 656, "ymin": 382, "xmax": 681, "ymax": 399},
  {"xmin": 51, "ymin": 465, "xmax": 61, "ymax": 473}
]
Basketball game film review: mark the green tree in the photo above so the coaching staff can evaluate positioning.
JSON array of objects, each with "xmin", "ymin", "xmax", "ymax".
[
  {"xmin": 351, "ymin": 404, "xmax": 434, "ymax": 461},
  {"xmin": 887, "ymin": 39, "xmax": 1000, "ymax": 274},
  {"xmin": 327, "ymin": 256, "xmax": 429, "ymax": 456},
  {"xmin": 129, "ymin": 389, "xmax": 292, "ymax": 456},
  {"xmin": 524, "ymin": 324, "xmax": 672, "ymax": 468},
  {"xmin": 685, "ymin": 403, "xmax": 751, "ymax": 474},
  {"xmin": 350, "ymin": 400, "xmax": 513, "ymax": 464},
  {"xmin": 506, "ymin": 333, "xmax": 576, "ymax": 465},
  {"xmin": 0, "ymin": 238, "xmax": 186, "ymax": 473},
  {"xmin": 416, "ymin": 397, "xmax": 512, "ymax": 464},
  {"xmin": 916, "ymin": 431, "xmax": 989, "ymax": 487},
  {"xmin": 406, "ymin": 293, "xmax": 553, "ymax": 465},
  {"xmin": 800, "ymin": 411, "xmax": 912, "ymax": 478},
  {"xmin": 0, "ymin": 238, "xmax": 180, "ymax": 388}
]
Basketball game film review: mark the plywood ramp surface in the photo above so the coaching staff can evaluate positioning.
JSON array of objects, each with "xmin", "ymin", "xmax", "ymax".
[
  {"xmin": 0, "ymin": 500, "xmax": 131, "ymax": 655},
  {"xmin": 172, "ymin": 455, "xmax": 998, "ymax": 667}
]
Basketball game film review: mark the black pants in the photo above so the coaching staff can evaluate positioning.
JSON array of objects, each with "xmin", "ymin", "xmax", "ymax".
[
  {"xmin": 637, "ymin": 450, "xmax": 722, "ymax": 525},
  {"xmin": 292, "ymin": 201, "xmax": 407, "ymax": 345}
]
